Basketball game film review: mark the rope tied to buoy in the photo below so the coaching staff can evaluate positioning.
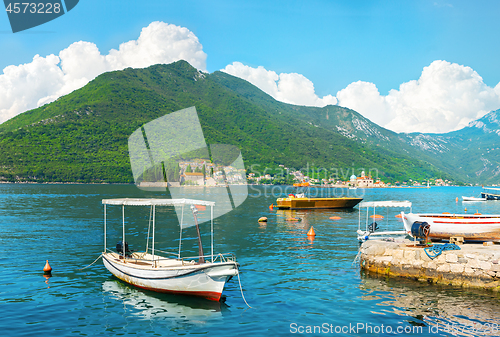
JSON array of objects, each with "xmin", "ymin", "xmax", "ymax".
[
  {"xmin": 78, "ymin": 254, "xmax": 103, "ymax": 270},
  {"xmin": 424, "ymin": 243, "xmax": 461, "ymax": 260}
]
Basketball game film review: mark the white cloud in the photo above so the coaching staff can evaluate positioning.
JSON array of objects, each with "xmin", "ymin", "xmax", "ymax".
[
  {"xmin": 0, "ymin": 21, "xmax": 206, "ymax": 124},
  {"xmin": 222, "ymin": 62, "xmax": 337, "ymax": 107},
  {"xmin": 337, "ymin": 60, "xmax": 500, "ymax": 133}
]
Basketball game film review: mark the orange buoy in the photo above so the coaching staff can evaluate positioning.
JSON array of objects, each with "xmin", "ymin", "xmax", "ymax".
[
  {"xmin": 370, "ymin": 214, "xmax": 384, "ymax": 219},
  {"xmin": 258, "ymin": 217, "xmax": 268, "ymax": 222},
  {"xmin": 442, "ymin": 212, "xmax": 451, "ymax": 214},
  {"xmin": 329, "ymin": 216, "xmax": 341, "ymax": 220},
  {"xmin": 456, "ymin": 197, "xmax": 458, "ymax": 202},
  {"xmin": 395, "ymin": 214, "xmax": 403, "ymax": 218},
  {"xmin": 307, "ymin": 226, "xmax": 316, "ymax": 237},
  {"xmin": 43, "ymin": 260, "xmax": 52, "ymax": 274},
  {"xmin": 269, "ymin": 204, "xmax": 274, "ymax": 211}
]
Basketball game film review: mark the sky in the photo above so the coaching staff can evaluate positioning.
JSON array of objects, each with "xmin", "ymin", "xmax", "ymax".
[{"xmin": 1, "ymin": 0, "xmax": 500, "ymax": 133}]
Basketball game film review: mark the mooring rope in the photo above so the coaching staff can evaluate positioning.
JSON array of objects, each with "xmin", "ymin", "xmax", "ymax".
[
  {"xmin": 424, "ymin": 243, "xmax": 460, "ymax": 260},
  {"xmin": 235, "ymin": 264, "xmax": 252, "ymax": 308},
  {"xmin": 78, "ymin": 254, "xmax": 103, "ymax": 270}
]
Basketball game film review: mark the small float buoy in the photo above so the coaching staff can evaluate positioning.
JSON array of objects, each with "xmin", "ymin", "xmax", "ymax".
[
  {"xmin": 286, "ymin": 217, "xmax": 300, "ymax": 222},
  {"xmin": 269, "ymin": 204, "xmax": 274, "ymax": 211},
  {"xmin": 370, "ymin": 214, "xmax": 384, "ymax": 219},
  {"xmin": 258, "ymin": 217, "xmax": 268, "ymax": 222},
  {"xmin": 456, "ymin": 197, "xmax": 458, "ymax": 202},
  {"xmin": 307, "ymin": 226, "xmax": 316, "ymax": 237},
  {"xmin": 464, "ymin": 208, "xmax": 467, "ymax": 213},
  {"xmin": 395, "ymin": 214, "xmax": 402, "ymax": 218},
  {"xmin": 43, "ymin": 260, "xmax": 52, "ymax": 274},
  {"xmin": 329, "ymin": 216, "xmax": 341, "ymax": 220}
]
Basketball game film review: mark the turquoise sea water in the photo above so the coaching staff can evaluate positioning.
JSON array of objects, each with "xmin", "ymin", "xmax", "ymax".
[{"xmin": 1, "ymin": 184, "xmax": 500, "ymax": 336}]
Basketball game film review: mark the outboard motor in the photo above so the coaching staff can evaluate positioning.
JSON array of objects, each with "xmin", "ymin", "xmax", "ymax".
[
  {"xmin": 411, "ymin": 221, "xmax": 430, "ymax": 245},
  {"xmin": 368, "ymin": 222, "xmax": 379, "ymax": 233},
  {"xmin": 116, "ymin": 241, "xmax": 131, "ymax": 256}
]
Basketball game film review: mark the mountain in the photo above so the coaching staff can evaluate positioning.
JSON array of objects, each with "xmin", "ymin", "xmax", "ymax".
[{"xmin": 0, "ymin": 61, "xmax": 462, "ymax": 184}]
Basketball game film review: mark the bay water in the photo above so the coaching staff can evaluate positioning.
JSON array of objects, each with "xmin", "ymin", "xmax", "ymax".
[{"xmin": 1, "ymin": 184, "xmax": 500, "ymax": 336}]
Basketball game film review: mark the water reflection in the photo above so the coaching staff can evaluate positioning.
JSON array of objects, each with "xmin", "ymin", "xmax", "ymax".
[
  {"xmin": 102, "ymin": 279, "xmax": 227, "ymax": 322},
  {"xmin": 360, "ymin": 272, "xmax": 500, "ymax": 336}
]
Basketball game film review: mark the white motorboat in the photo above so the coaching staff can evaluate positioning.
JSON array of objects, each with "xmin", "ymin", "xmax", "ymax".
[
  {"xmin": 101, "ymin": 198, "xmax": 239, "ymax": 301},
  {"xmin": 462, "ymin": 196, "xmax": 487, "ymax": 201},
  {"xmin": 402, "ymin": 212, "xmax": 500, "ymax": 242},
  {"xmin": 357, "ymin": 200, "xmax": 412, "ymax": 242}
]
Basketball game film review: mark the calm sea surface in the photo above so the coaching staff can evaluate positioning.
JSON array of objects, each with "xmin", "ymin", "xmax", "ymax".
[{"xmin": 2, "ymin": 184, "xmax": 500, "ymax": 336}]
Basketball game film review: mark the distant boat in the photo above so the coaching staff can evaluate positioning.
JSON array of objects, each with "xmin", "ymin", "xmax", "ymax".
[
  {"xmin": 402, "ymin": 212, "xmax": 500, "ymax": 242},
  {"xmin": 277, "ymin": 182, "xmax": 362, "ymax": 209},
  {"xmin": 481, "ymin": 187, "xmax": 500, "ymax": 200},
  {"xmin": 276, "ymin": 196, "xmax": 363, "ymax": 209},
  {"xmin": 462, "ymin": 196, "xmax": 487, "ymax": 201}
]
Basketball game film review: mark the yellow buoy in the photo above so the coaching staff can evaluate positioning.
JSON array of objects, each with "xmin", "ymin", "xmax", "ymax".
[
  {"xmin": 43, "ymin": 260, "xmax": 52, "ymax": 274},
  {"xmin": 258, "ymin": 217, "xmax": 268, "ymax": 222},
  {"xmin": 307, "ymin": 226, "xmax": 316, "ymax": 237}
]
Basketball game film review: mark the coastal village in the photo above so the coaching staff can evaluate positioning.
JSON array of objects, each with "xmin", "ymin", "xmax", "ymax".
[
  {"xmin": 141, "ymin": 160, "xmax": 455, "ymax": 187},
  {"xmin": 247, "ymin": 167, "xmax": 454, "ymax": 187}
]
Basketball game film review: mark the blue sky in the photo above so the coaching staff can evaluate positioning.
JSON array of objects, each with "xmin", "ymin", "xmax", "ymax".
[{"xmin": 1, "ymin": 0, "xmax": 500, "ymax": 133}]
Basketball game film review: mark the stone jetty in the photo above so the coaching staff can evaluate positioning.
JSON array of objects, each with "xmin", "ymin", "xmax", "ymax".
[{"xmin": 359, "ymin": 240, "xmax": 500, "ymax": 291}]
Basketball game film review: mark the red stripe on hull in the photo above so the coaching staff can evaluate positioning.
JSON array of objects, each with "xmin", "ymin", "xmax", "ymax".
[{"xmin": 433, "ymin": 221, "xmax": 500, "ymax": 225}]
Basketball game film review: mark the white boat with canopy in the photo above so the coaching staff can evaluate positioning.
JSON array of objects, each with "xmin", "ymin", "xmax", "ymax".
[
  {"xmin": 357, "ymin": 200, "xmax": 412, "ymax": 242},
  {"xmin": 101, "ymin": 198, "xmax": 239, "ymax": 301}
]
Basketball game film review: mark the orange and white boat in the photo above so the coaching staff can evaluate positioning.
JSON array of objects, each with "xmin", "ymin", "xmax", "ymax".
[
  {"xmin": 276, "ymin": 182, "xmax": 362, "ymax": 209},
  {"xmin": 101, "ymin": 198, "xmax": 239, "ymax": 301},
  {"xmin": 402, "ymin": 212, "xmax": 500, "ymax": 242},
  {"xmin": 276, "ymin": 194, "xmax": 363, "ymax": 210}
]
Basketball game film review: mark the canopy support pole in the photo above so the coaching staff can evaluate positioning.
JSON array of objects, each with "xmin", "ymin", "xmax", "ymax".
[
  {"xmin": 122, "ymin": 205, "xmax": 125, "ymax": 259},
  {"xmin": 104, "ymin": 204, "xmax": 107, "ymax": 252},
  {"xmin": 152, "ymin": 205, "xmax": 156, "ymax": 267},
  {"xmin": 146, "ymin": 205, "xmax": 152, "ymax": 254},
  {"xmin": 178, "ymin": 205, "xmax": 184, "ymax": 259},
  {"xmin": 211, "ymin": 205, "xmax": 214, "ymax": 263}
]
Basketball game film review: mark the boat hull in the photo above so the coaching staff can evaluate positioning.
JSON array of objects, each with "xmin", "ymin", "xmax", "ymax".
[
  {"xmin": 102, "ymin": 253, "xmax": 238, "ymax": 301},
  {"xmin": 402, "ymin": 213, "xmax": 500, "ymax": 242},
  {"xmin": 462, "ymin": 196, "xmax": 486, "ymax": 201},
  {"xmin": 276, "ymin": 197, "xmax": 362, "ymax": 210}
]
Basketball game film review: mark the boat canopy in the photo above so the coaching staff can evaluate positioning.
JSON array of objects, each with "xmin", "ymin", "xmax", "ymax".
[
  {"xmin": 102, "ymin": 198, "xmax": 215, "ymax": 207},
  {"xmin": 359, "ymin": 200, "xmax": 412, "ymax": 208}
]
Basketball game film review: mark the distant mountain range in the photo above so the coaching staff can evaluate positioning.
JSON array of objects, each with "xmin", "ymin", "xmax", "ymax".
[{"xmin": 0, "ymin": 60, "xmax": 498, "ymax": 184}]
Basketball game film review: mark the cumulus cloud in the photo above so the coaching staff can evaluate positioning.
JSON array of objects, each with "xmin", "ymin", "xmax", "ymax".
[
  {"xmin": 0, "ymin": 21, "xmax": 206, "ymax": 124},
  {"xmin": 337, "ymin": 60, "xmax": 500, "ymax": 133},
  {"xmin": 222, "ymin": 62, "xmax": 337, "ymax": 107}
]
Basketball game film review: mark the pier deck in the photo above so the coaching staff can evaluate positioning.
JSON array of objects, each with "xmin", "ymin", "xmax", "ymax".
[{"xmin": 359, "ymin": 240, "xmax": 500, "ymax": 290}]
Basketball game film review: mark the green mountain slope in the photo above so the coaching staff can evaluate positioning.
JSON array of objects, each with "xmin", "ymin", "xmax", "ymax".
[{"xmin": 0, "ymin": 61, "xmax": 453, "ymax": 183}]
